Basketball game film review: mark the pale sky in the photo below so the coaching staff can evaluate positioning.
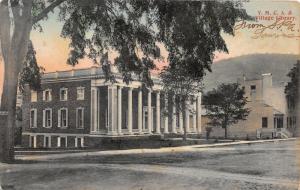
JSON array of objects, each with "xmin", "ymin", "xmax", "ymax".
[{"xmin": 0, "ymin": 0, "xmax": 300, "ymax": 95}]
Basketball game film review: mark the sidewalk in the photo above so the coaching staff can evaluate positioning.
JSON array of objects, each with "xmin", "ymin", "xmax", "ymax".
[{"xmin": 15, "ymin": 138, "xmax": 297, "ymax": 161}]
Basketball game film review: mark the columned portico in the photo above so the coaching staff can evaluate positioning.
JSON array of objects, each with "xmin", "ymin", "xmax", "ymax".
[
  {"xmin": 90, "ymin": 80, "xmax": 202, "ymax": 136},
  {"xmin": 22, "ymin": 67, "xmax": 205, "ymax": 150}
]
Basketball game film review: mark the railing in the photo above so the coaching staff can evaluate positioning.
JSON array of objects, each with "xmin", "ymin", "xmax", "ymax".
[
  {"xmin": 0, "ymin": 111, "xmax": 8, "ymax": 115},
  {"xmin": 257, "ymin": 128, "xmax": 293, "ymax": 139},
  {"xmin": 276, "ymin": 128, "xmax": 293, "ymax": 138}
]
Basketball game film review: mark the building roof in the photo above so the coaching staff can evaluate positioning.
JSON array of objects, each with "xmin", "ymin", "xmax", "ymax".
[{"xmin": 42, "ymin": 66, "xmax": 161, "ymax": 84}]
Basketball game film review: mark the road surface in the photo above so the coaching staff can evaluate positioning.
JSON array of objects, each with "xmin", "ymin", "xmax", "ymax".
[{"xmin": 0, "ymin": 140, "xmax": 299, "ymax": 190}]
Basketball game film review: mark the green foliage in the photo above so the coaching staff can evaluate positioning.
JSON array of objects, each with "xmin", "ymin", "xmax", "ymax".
[
  {"xmin": 58, "ymin": 0, "xmax": 160, "ymax": 86},
  {"xmin": 157, "ymin": 0, "xmax": 250, "ymax": 116},
  {"xmin": 285, "ymin": 61, "xmax": 299, "ymax": 107},
  {"xmin": 19, "ymin": 41, "xmax": 44, "ymax": 93},
  {"xmin": 160, "ymin": 64, "xmax": 202, "ymax": 113},
  {"xmin": 17, "ymin": 0, "xmax": 251, "ymax": 95},
  {"xmin": 203, "ymin": 83, "xmax": 250, "ymax": 129},
  {"xmin": 58, "ymin": 0, "xmax": 251, "ymax": 87},
  {"xmin": 155, "ymin": 1, "xmax": 251, "ymax": 80}
]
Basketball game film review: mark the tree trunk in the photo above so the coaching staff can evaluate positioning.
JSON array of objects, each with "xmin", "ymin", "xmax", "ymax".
[
  {"xmin": 224, "ymin": 126, "xmax": 228, "ymax": 139},
  {"xmin": 0, "ymin": 1, "xmax": 33, "ymax": 162}
]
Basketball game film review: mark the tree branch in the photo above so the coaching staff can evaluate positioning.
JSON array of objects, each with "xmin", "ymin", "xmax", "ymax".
[{"xmin": 32, "ymin": 0, "xmax": 66, "ymax": 24}]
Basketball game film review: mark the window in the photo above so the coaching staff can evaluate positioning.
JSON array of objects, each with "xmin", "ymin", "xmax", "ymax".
[
  {"xmin": 29, "ymin": 136, "xmax": 37, "ymax": 148},
  {"xmin": 58, "ymin": 136, "xmax": 67, "ymax": 148},
  {"xmin": 250, "ymin": 85, "xmax": 256, "ymax": 101},
  {"xmin": 75, "ymin": 137, "xmax": 84, "ymax": 148},
  {"xmin": 44, "ymin": 136, "xmax": 51, "ymax": 148},
  {"xmin": 58, "ymin": 108, "xmax": 68, "ymax": 128},
  {"xmin": 43, "ymin": 89, "xmax": 52, "ymax": 102},
  {"xmin": 30, "ymin": 109, "xmax": 37, "ymax": 128},
  {"xmin": 60, "ymin": 88, "xmax": 68, "ymax": 101},
  {"xmin": 31, "ymin": 90, "xmax": 37, "ymax": 102},
  {"xmin": 43, "ymin": 108, "xmax": 52, "ymax": 128},
  {"xmin": 77, "ymin": 87, "xmax": 85, "ymax": 100},
  {"xmin": 76, "ymin": 108, "xmax": 84, "ymax": 129},
  {"xmin": 262, "ymin": 117, "xmax": 268, "ymax": 128}
]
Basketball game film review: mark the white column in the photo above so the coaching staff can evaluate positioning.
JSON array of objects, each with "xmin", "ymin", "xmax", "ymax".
[
  {"xmin": 138, "ymin": 89, "xmax": 143, "ymax": 134},
  {"xmin": 156, "ymin": 92, "xmax": 161, "ymax": 134},
  {"xmin": 179, "ymin": 110, "xmax": 183, "ymax": 134},
  {"xmin": 164, "ymin": 94, "xmax": 169, "ymax": 134},
  {"xmin": 108, "ymin": 86, "xmax": 117, "ymax": 135},
  {"xmin": 117, "ymin": 86, "xmax": 123, "ymax": 135},
  {"xmin": 147, "ymin": 90, "xmax": 152, "ymax": 133},
  {"xmin": 91, "ymin": 87, "xmax": 98, "ymax": 132},
  {"xmin": 185, "ymin": 100, "xmax": 190, "ymax": 133},
  {"xmin": 75, "ymin": 137, "xmax": 78, "ymax": 148},
  {"xmin": 172, "ymin": 95, "xmax": 177, "ymax": 133},
  {"xmin": 97, "ymin": 89, "xmax": 100, "ymax": 131},
  {"xmin": 197, "ymin": 94, "xmax": 202, "ymax": 134},
  {"xmin": 33, "ymin": 136, "xmax": 37, "ymax": 148},
  {"xmin": 192, "ymin": 99, "xmax": 197, "ymax": 132},
  {"xmin": 57, "ymin": 137, "xmax": 61, "ymax": 148},
  {"xmin": 128, "ymin": 88, "xmax": 133, "ymax": 134}
]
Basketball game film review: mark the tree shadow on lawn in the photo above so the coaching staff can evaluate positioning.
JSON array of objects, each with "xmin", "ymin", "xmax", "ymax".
[{"xmin": 38, "ymin": 149, "xmax": 266, "ymax": 165}]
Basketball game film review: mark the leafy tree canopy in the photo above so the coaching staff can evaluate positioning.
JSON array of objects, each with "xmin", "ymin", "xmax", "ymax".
[
  {"xmin": 202, "ymin": 83, "xmax": 250, "ymax": 138},
  {"xmin": 57, "ymin": 0, "xmax": 251, "ymax": 86},
  {"xmin": 19, "ymin": 41, "xmax": 44, "ymax": 93},
  {"xmin": 285, "ymin": 61, "xmax": 300, "ymax": 105},
  {"xmin": 13, "ymin": 0, "xmax": 251, "ymax": 90}
]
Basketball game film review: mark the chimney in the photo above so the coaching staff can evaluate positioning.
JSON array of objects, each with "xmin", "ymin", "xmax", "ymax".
[{"xmin": 262, "ymin": 73, "xmax": 272, "ymax": 88}]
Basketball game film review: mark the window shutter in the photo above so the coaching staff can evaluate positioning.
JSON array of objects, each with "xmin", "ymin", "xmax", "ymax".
[
  {"xmin": 49, "ymin": 90, "xmax": 52, "ymax": 101},
  {"xmin": 76, "ymin": 109, "xmax": 78, "ymax": 128},
  {"xmin": 50, "ymin": 109, "xmax": 52, "ymax": 127},
  {"xmin": 66, "ymin": 109, "xmax": 68, "ymax": 127},
  {"xmin": 43, "ymin": 91, "xmax": 45, "ymax": 101},
  {"xmin": 34, "ymin": 109, "xmax": 37, "ymax": 128},
  {"xmin": 43, "ymin": 110, "xmax": 45, "ymax": 127},
  {"xmin": 30, "ymin": 111, "xmax": 33, "ymax": 128},
  {"xmin": 82, "ymin": 108, "xmax": 84, "ymax": 128},
  {"xmin": 66, "ymin": 89, "xmax": 68, "ymax": 100},
  {"xmin": 58, "ymin": 109, "xmax": 61, "ymax": 127}
]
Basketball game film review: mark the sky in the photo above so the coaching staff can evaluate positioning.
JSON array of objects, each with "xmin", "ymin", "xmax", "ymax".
[{"xmin": 0, "ymin": 0, "xmax": 300, "ymax": 95}]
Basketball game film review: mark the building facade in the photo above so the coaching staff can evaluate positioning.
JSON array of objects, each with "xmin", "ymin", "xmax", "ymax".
[
  {"xmin": 22, "ymin": 66, "xmax": 202, "ymax": 148},
  {"xmin": 202, "ymin": 73, "xmax": 292, "ymax": 139}
]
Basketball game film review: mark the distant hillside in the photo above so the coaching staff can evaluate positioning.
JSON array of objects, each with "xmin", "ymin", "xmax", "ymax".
[{"xmin": 203, "ymin": 54, "xmax": 299, "ymax": 92}]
